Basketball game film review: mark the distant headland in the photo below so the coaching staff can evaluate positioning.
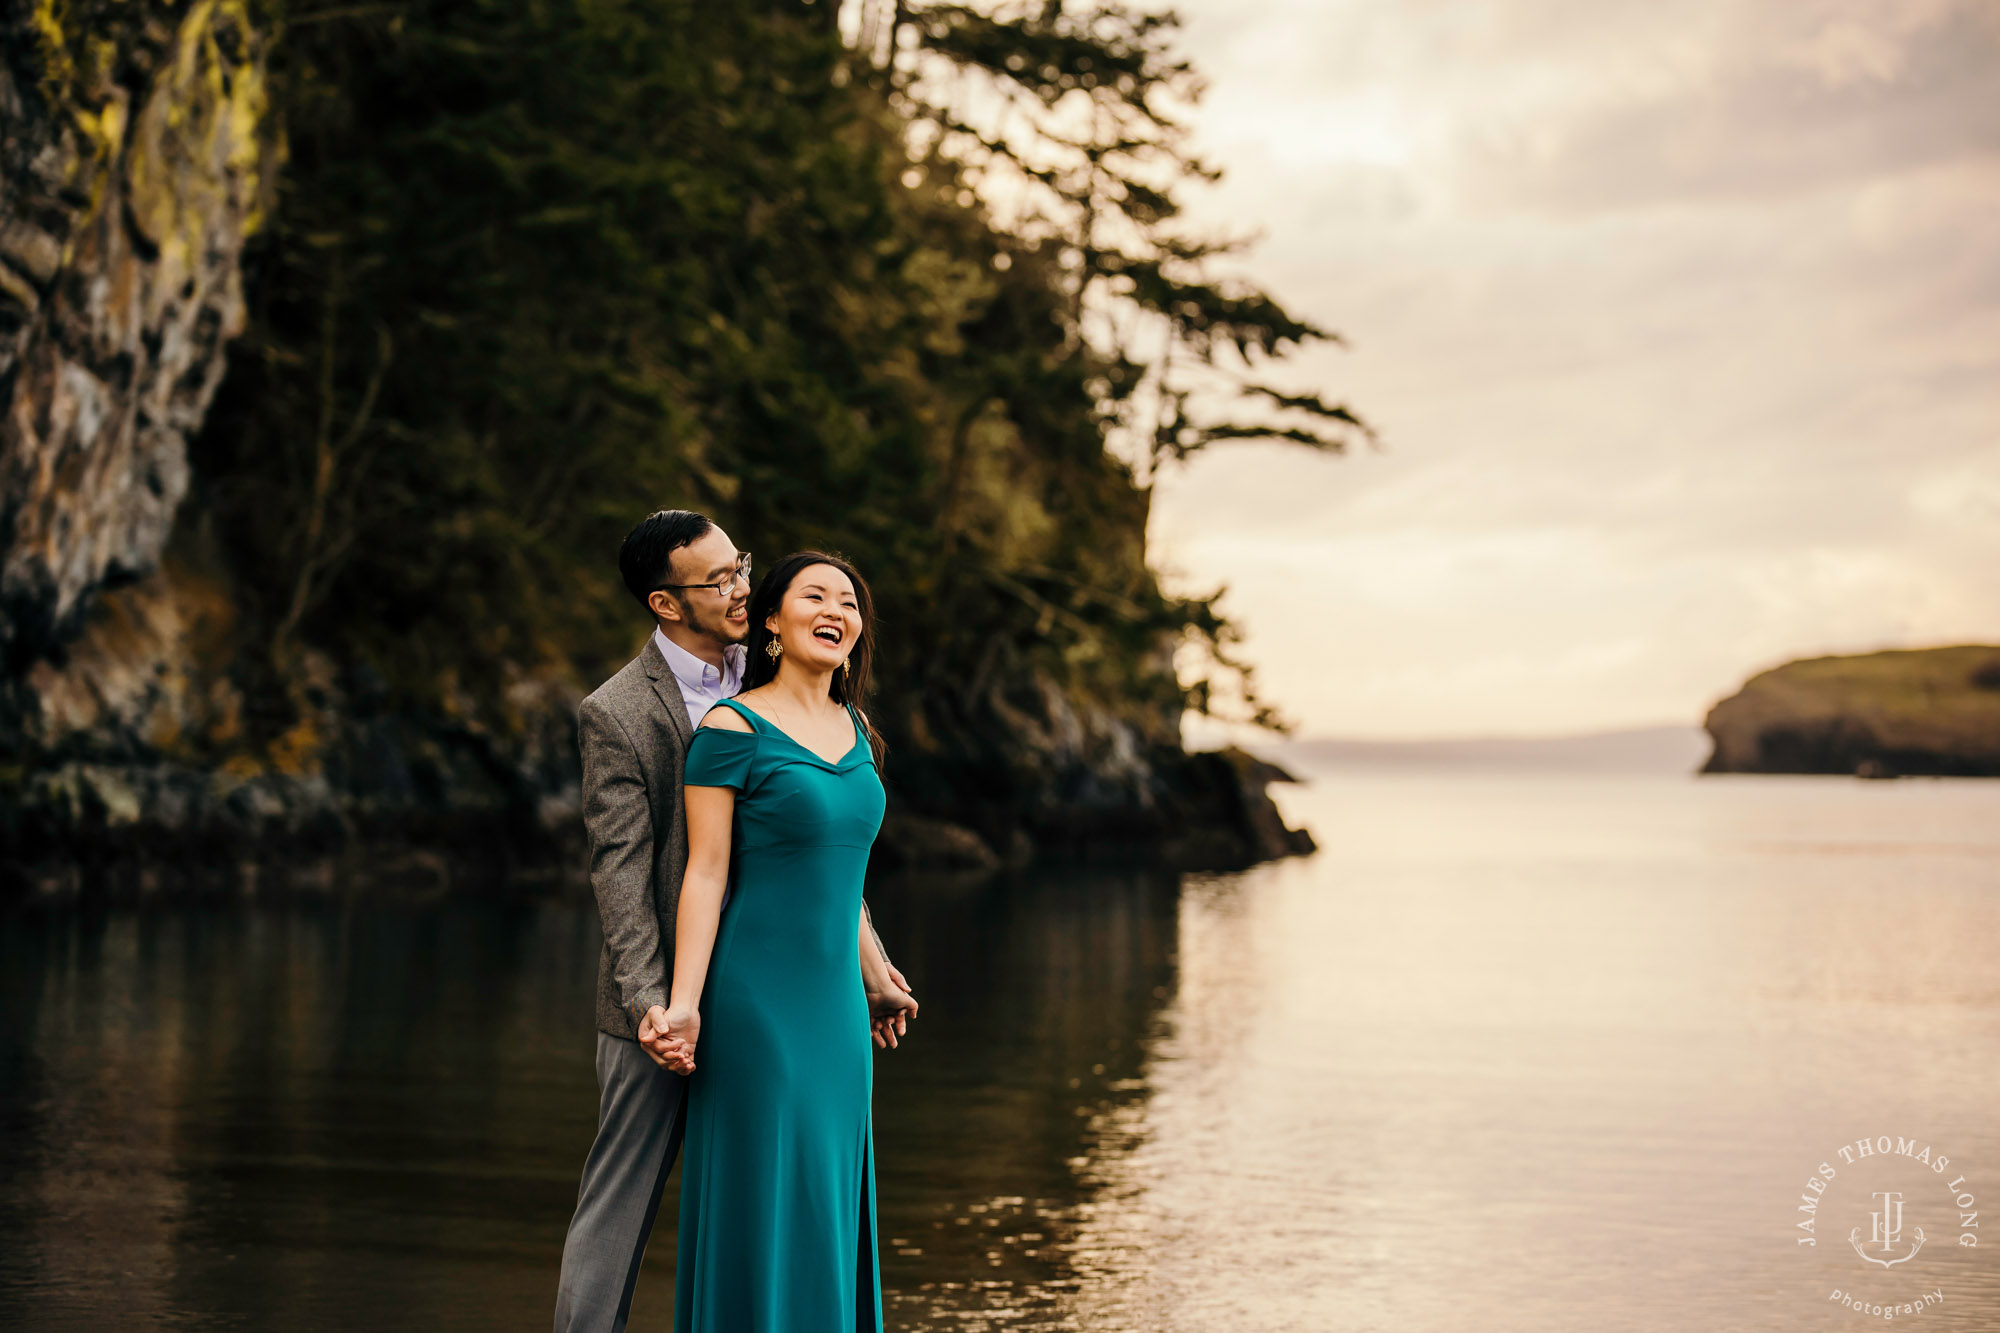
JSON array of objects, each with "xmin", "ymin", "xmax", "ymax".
[{"xmin": 1703, "ymin": 645, "xmax": 2000, "ymax": 778}]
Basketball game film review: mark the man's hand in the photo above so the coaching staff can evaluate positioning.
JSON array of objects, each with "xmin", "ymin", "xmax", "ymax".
[
  {"xmin": 866, "ymin": 983, "xmax": 918, "ymax": 1050},
  {"xmin": 639, "ymin": 1004, "xmax": 697, "ymax": 1074}
]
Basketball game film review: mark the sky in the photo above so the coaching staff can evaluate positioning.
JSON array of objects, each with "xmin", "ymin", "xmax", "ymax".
[{"xmin": 1145, "ymin": 0, "xmax": 2000, "ymax": 740}]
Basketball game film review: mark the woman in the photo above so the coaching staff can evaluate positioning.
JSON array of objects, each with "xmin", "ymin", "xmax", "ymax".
[{"xmin": 660, "ymin": 550, "xmax": 915, "ymax": 1333}]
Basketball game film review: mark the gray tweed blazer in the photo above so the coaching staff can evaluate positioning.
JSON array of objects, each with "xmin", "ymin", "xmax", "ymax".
[{"xmin": 578, "ymin": 636, "xmax": 694, "ymax": 1041}]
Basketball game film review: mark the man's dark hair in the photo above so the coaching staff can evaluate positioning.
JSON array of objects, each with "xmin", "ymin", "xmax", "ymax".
[{"xmin": 618, "ymin": 509, "xmax": 713, "ymax": 610}]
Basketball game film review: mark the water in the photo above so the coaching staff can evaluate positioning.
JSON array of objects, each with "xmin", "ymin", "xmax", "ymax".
[{"xmin": 4, "ymin": 765, "xmax": 1999, "ymax": 1330}]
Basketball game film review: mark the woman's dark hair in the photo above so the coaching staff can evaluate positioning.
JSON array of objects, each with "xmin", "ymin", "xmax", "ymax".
[
  {"xmin": 742, "ymin": 550, "xmax": 886, "ymax": 769},
  {"xmin": 618, "ymin": 509, "xmax": 713, "ymax": 609}
]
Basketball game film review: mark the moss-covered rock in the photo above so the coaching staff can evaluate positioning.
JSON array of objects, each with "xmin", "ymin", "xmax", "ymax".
[{"xmin": 0, "ymin": 0, "xmax": 278, "ymax": 672}]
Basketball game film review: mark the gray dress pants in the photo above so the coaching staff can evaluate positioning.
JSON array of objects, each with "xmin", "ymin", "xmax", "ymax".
[{"xmin": 553, "ymin": 1032, "xmax": 688, "ymax": 1333}]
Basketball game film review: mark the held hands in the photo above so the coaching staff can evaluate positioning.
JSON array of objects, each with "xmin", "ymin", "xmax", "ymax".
[
  {"xmin": 639, "ymin": 1003, "xmax": 700, "ymax": 1075},
  {"xmin": 648, "ymin": 976, "xmax": 910, "ymax": 1069},
  {"xmin": 867, "ymin": 964, "xmax": 918, "ymax": 1050}
]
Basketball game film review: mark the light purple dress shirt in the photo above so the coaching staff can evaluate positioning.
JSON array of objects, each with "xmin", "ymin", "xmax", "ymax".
[{"xmin": 653, "ymin": 627, "xmax": 746, "ymax": 727}]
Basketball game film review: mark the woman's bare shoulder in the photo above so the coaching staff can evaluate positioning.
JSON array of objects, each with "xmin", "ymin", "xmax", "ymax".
[{"xmin": 698, "ymin": 701, "xmax": 754, "ymax": 732}]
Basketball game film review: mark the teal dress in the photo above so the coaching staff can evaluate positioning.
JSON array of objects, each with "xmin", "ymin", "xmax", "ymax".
[{"xmin": 675, "ymin": 697, "xmax": 886, "ymax": 1333}]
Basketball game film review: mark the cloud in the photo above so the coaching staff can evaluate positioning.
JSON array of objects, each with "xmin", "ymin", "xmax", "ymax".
[
  {"xmin": 1451, "ymin": 2, "xmax": 2000, "ymax": 215},
  {"xmin": 1153, "ymin": 0, "xmax": 2000, "ymax": 738}
]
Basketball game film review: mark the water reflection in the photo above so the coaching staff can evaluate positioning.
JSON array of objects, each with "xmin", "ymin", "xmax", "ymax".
[
  {"xmin": 0, "ymin": 871, "xmax": 1183, "ymax": 1331},
  {"xmin": 1060, "ymin": 770, "xmax": 2000, "ymax": 1331},
  {"xmin": 866, "ymin": 870, "xmax": 1179, "ymax": 1330},
  {"xmin": 6, "ymin": 772, "xmax": 2000, "ymax": 1331}
]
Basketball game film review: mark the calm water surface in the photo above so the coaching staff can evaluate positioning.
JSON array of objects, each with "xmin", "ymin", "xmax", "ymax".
[{"xmin": 4, "ymin": 766, "xmax": 1999, "ymax": 1330}]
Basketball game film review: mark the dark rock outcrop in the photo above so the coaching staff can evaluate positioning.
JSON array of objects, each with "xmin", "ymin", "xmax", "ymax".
[
  {"xmin": 4, "ymin": 578, "xmax": 1313, "ymax": 885},
  {"xmin": 1703, "ymin": 645, "xmax": 2000, "ymax": 778},
  {"xmin": 887, "ymin": 682, "xmax": 1316, "ymax": 874},
  {"xmin": 3, "ymin": 540, "xmax": 588, "ymax": 879}
]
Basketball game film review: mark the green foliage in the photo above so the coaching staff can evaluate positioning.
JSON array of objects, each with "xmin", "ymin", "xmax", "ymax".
[
  {"xmin": 192, "ymin": 0, "xmax": 1347, "ymax": 782},
  {"xmin": 870, "ymin": 1, "xmax": 1373, "ymax": 475}
]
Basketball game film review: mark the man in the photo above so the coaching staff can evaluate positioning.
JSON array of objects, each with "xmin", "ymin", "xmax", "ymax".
[{"xmin": 554, "ymin": 509, "xmax": 915, "ymax": 1332}]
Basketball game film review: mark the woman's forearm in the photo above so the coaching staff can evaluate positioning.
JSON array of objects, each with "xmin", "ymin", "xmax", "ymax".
[
  {"xmin": 670, "ymin": 868, "xmax": 726, "ymax": 1011},
  {"xmin": 671, "ymin": 782, "xmax": 737, "ymax": 1014},
  {"xmin": 858, "ymin": 907, "xmax": 896, "ymax": 992}
]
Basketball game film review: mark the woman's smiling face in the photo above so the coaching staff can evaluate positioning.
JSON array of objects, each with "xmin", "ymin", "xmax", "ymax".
[{"xmin": 767, "ymin": 562, "xmax": 862, "ymax": 672}]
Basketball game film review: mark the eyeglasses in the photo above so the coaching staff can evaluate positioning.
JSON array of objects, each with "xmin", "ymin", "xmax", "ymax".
[{"xmin": 656, "ymin": 553, "xmax": 752, "ymax": 599}]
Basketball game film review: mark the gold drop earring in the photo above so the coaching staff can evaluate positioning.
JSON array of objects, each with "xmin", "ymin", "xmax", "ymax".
[{"xmin": 765, "ymin": 637, "xmax": 783, "ymax": 662}]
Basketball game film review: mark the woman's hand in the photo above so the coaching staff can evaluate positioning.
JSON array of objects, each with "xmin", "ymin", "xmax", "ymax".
[
  {"xmin": 866, "ymin": 984, "xmax": 918, "ymax": 1050},
  {"xmin": 660, "ymin": 1003, "xmax": 701, "ymax": 1074}
]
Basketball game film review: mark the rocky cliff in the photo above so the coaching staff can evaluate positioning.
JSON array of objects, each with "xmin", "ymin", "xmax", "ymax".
[
  {"xmin": 0, "ymin": 0, "xmax": 274, "ymax": 675},
  {"xmin": 1702, "ymin": 645, "xmax": 2000, "ymax": 778}
]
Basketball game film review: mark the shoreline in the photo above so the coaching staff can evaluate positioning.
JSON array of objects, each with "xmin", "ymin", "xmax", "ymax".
[{"xmin": 0, "ymin": 744, "xmax": 1313, "ymax": 905}]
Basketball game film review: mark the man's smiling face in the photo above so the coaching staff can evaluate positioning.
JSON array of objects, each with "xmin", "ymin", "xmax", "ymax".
[{"xmin": 659, "ymin": 525, "xmax": 750, "ymax": 646}]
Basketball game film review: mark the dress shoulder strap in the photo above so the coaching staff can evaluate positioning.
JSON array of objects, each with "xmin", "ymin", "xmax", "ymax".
[
  {"xmin": 843, "ymin": 701, "xmax": 872, "ymax": 758},
  {"xmin": 706, "ymin": 696, "xmax": 764, "ymax": 731}
]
